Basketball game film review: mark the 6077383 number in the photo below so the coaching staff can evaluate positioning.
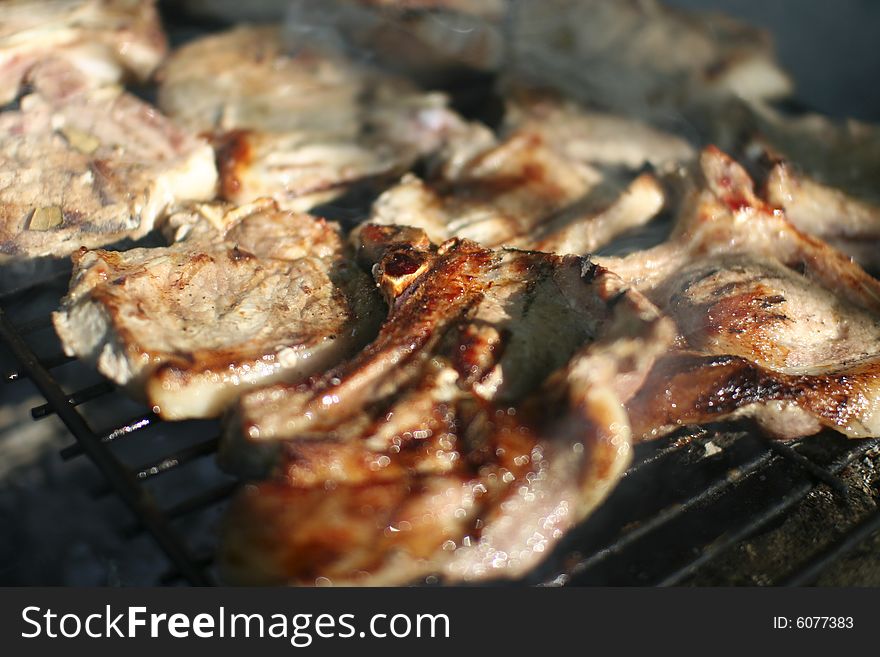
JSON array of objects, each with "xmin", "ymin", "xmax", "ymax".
[{"xmin": 773, "ymin": 617, "xmax": 854, "ymax": 629}]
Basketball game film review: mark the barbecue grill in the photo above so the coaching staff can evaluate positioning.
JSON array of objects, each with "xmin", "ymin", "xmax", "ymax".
[
  {"xmin": 3, "ymin": 266, "xmax": 879, "ymax": 586},
  {"xmin": 2, "ymin": 0, "xmax": 880, "ymax": 588}
]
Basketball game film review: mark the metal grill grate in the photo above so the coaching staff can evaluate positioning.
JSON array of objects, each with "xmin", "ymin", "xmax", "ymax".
[
  {"xmin": 2, "ymin": 276, "xmax": 879, "ymax": 587},
  {"xmin": 1, "ymin": 274, "xmax": 233, "ymax": 586}
]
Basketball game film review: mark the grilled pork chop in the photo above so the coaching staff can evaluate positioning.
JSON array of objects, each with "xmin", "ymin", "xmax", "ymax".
[
  {"xmin": 360, "ymin": 87, "xmax": 700, "ymax": 255},
  {"xmin": 0, "ymin": 0, "xmax": 167, "ymax": 105},
  {"xmin": 502, "ymin": 90, "xmax": 696, "ymax": 172},
  {"xmin": 506, "ymin": 0, "xmax": 792, "ymax": 121},
  {"xmin": 53, "ymin": 200, "xmax": 383, "ymax": 420},
  {"xmin": 597, "ymin": 147, "xmax": 880, "ymax": 441},
  {"xmin": 219, "ymin": 225, "xmax": 674, "ymax": 585},
  {"xmin": 746, "ymin": 105, "xmax": 880, "ymax": 271},
  {"xmin": 0, "ymin": 60, "xmax": 217, "ymax": 262},
  {"xmin": 157, "ymin": 25, "xmax": 477, "ymax": 211},
  {"xmin": 765, "ymin": 160, "xmax": 880, "ymax": 272},
  {"xmin": 362, "ymin": 127, "xmax": 666, "ymax": 255}
]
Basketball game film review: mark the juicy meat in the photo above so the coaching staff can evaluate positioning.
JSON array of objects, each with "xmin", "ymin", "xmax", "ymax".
[
  {"xmin": 157, "ymin": 25, "xmax": 477, "ymax": 211},
  {"xmin": 506, "ymin": 0, "xmax": 791, "ymax": 120},
  {"xmin": 361, "ymin": 127, "xmax": 666, "ymax": 255},
  {"xmin": 597, "ymin": 147, "xmax": 880, "ymax": 440},
  {"xmin": 765, "ymin": 160, "xmax": 880, "ymax": 272},
  {"xmin": 0, "ymin": 60, "xmax": 217, "ymax": 262},
  {"xmin": 0, "ymin": 0, "xmax": 167, "ymax": 104},
  {"xmin": 502, "ymin": 89, "xmax": 696, "ymax": 172},
  {"xmin": 695, "ymin": 99, "xmax": 880, "ymax": 269},
  {"xmin": 219, "ymin": 225, "xmax": 674, "ymax": 585},
  {"xmin": 744, "ymin": 104, "xmax": 880, "ymax": 270},
  {"xmin": 52, "ymin": 200, "xmax": 383, "ymax": 420}
]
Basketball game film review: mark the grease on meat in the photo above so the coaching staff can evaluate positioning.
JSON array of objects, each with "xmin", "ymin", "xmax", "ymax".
[
  {"xmin": 597, "ymin": 147, "xmax": 880, "ymax": 440},
  {"xmin": 219, "ymin": 225, "xmax": 673, "ymax": 585}
]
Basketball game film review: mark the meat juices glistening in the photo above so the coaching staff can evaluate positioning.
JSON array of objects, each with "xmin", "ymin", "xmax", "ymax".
[
  {"xmin": 597, "ymin": 147, "xmax": 880, "ymax": 441},
  {"xmin": 0, "ymin": 60, "xmax": 217, "ymax": 262},
  {"xmin": 219, "ymin": 225, "xmax": 674, "ymax": 585},
  {"xmin": 157, "ymin": 25, "xmax": 481, "ymax": 211},
  {"xmin": 52, "ymin": 200, "xmax": 383, "ymax": 420}
]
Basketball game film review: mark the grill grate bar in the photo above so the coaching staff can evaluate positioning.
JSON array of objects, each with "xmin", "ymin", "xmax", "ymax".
[
  {"xmin": 6, "ymin": 352, "xmax": 76, "ymax": 382},
  {"xmin": 566, "ymin": 450, "xmax": 776, "ymax": 579},
  {"xmin": 624, "ymin": 428, "xmax": 714, "ymax": 479},
  {"xmin": 134, "ymin": 436, "xmax": 221, "ymax": 481},
  {"xmin": 656, "ymin": 439, "xmax": 878, "ymax": 586},
  {"xmin": 765, "ymin": 439, "xmax": 849, "ymax": 494},
  {"xmin": 782, "ymin": 510, "xmax": 880, "ymax": 586},
  {"xmin": 31, "ymin": 381, "xmax": 115, "ymax": 419},
  {"xmin": 61, "ymin": 413, "xmax": 161, "ymax": 460},
  {"xmin": 0, "ymin": 306, "xmax": 213, "ymax": 586}
]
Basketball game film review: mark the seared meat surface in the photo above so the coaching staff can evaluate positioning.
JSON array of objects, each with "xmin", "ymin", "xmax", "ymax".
[
  {"xmin": 362, "ymin": 114, "xmax": 668, "ymax": 254},
  {"xmin": 158, "ymin": 25, "xmax": 476, "ymax": 211},
  {"xmin": 219, "ymin": 225, "xmax": 673, "ymax": 585},
  {"xmin": 746, "ymin": 105, "xmax": 880, "ymax": 270},
  {"xmin": 598, "ymin": 147, "xmax": 880, "ymax": 440},
  {"xmin": 502, "ymin": 90, "xmax": 695, "ymax": 172},
  {"xmin": 0, "ymin": 60, "xmax": 217, "ymax": 262},
  {"xmin": 53, "ymin": 200, "xmax": 383, "ymax": 420},
  {"xmin": 765, "ymin": 159, "xmax": 880, "ymax": 272},
  {"xmin": 0, "ymin": 0, "xmax": 167, "ymax": 105}
]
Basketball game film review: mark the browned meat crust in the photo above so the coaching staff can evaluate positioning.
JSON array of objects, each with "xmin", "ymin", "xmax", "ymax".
[
  {"xmin": 219, "ymin": 225, "xmax": 674, "ymax": 585},
  {"xmin": 362, "ymin": 129, "xmax": 666, "ymax": 255},
  {"xmin": 52, "ymin": 200, "xmax": 383, "ymax": 420},
  {"xmin": 598, "ymin": 147, "xmax": 880, "ymax": 440},
  {"xmin": 157, "ymin": 25, "xmax": 478, "ymax": 211}
]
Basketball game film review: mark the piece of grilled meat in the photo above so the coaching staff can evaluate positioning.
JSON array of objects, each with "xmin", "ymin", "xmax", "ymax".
[
  {"xmin": 361, "ymin": 128, "xmax": 666, "ymax": 255},
  {"xmin": 745, "ymin": 105, "xmax": 880, "ymax": 271},
  {"xmin": 597, "ymin": 147, "xmax": 880, "ymax": 441},
  {"xmin": 157, "ymin": 25, "xmax": 477, "ymax": 211},
  {"xmin": 219, "ymin": 225, "xmax": 674, "ymax": 585},
  {"xmin": 0, "ymin": 0, "xmax": 167, "ymax": 105},
  {"xmin": 0, "ymin": 60, "xmax": 217, "ymax": 262},
  {"xmin": 506, "ymin": 0, "xmax": 792, "ymax": 121},
  {"xmin": 53, "ymin": 200, "xmax": 383, "ymax": 420},
  {"xmin": 688, "ymin": 98, "xmax": 880, "ymax": 270},
  {"xmin": 501, "ymin": 89, "xmax": 696, "ymax": 172}
]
